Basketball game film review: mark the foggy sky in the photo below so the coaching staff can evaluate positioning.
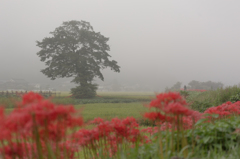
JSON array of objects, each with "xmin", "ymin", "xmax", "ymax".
[{"xmin": 1, "ymin": 0, "xmax": 240, "ymax": 91}]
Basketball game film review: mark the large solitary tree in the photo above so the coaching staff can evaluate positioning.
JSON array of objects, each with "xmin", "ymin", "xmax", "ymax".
[{"xmin": 36, "ymin": 20, "xmax": 120, "ymax": 98}]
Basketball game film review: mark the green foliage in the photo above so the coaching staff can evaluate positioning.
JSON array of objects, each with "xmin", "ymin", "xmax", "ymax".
[
  {"xmin": 115, "ymin": 116, "xmax": 240, "ymax": 159},
  {"xmin": 190, "ymin": 100, "xmax": 212, "ymax": 112},
  {"xmin": 213, "ymin": 86, "xmax": 240, "ymax": 106},
  {"xmin": 36, "ymin": 20, "xmax": 120, "ymax": 98},
  {"xmin": 230, "ymin": 93, "xmax": 240, "ymax": 103},
  {"xmin": 188, "ymin": 116, "xmax": 240, "ymax": 151},
  {"xmin": 119, "ymin": 141, "xmax": 240, "ymax": 159},
  {"xmin": 179, "ymin": 90, "xmax": 189, "ymax": 98}
]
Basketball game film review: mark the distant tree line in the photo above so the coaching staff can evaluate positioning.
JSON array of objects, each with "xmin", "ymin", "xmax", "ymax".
[
  {"xmin": 165, "ymin": 80, "xmax": 224, "ymax": 92},
  {"xmin": 188, "ymin": 80, "xmax": 223, "ymax": 90}
]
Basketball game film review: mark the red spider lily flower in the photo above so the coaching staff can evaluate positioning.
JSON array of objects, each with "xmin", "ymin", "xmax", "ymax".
[
  {"xmin": 141, "ymin": 127, "xmax": 154, "ymax": 134},
  {"xmin": 4, "ymin": 100, "xmax": 83, "ymax": 140},
  {"xmin": 164, "ymin": 103, "xmax": 193, "ymax": 116},
  {"xmin": 74, "ymin": 128, "xmax": 100, "ymax": 147},
  {"xmin": 143, "ymin": 112, "xmax": 166, "ymax": 121},
  {"xmin": 1, "ymin": 143, "xmax": 24, "ymax": 159},
  {"xmin": 21, "ymin": 91, "xmax": 43, "ymax": 105},
  {"xmin": 143, "ymin": 92, "xmax": 202, "ymax": 132},
  {"xmin": 38, "ymin": 123, "xmax": 66, "ymax": 142},
  {"xmin": 71, "ymin": 116, "xmax": 144, "ymax": 157},
  {"xmin": 97, "ymin": 121, "xmax": 114, "ymax": 137},
  {"xmin": 190, "ymin": 110, "xmax": 203, "ymax": 121},
  {"xmin": 58, "ymin": 141, "xmax": 76, "ymax": 159},
  {"xmin": 0, "ymin": 107, "xmax": 12, "ymax": 140},
  {"xmin": 149, "ymin": 92, "xmax": 187, "ymax": 109},
  {"xmin": 204, "ymin": 101, "xmax": 240, "ymax": 118},
  {"xmin": 0, "ymin": 107, "xmax": 4, "ymax": 118},
  {"xmin": 128, "ymin": 128, "xmax": 140, "ymax": 143},
  {"xmin": 122, "ymin": 117, "xmax": 138, "ymax": 126},
  {"xmin": 66, "ymin": 116, "xmax": 84, "ymax": 127},
  {"xmin": 142, "ymin": 135, "xmax": 151, "ymax": 144},
  {"xmin": 89, "ymin": 117, "xmax": 105, "ymax": 124},
  {"xmin": 1, "ymin": 92, "xmax": 84, "ymax": 142},
  {"xmin": 113, "ymin": 122, "xmax": 128, "ymax": 137}
]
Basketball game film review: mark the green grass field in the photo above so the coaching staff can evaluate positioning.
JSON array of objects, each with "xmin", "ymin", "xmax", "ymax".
[
  {"xmin": 75, "ymin": 92, "xmax": 154, "ymax": 121},
  {"xmin": 4, "ymin": 102, "xmax": 150, "ymax": 122},
  {"xmin": 75, "ymin": 102, "xmax": 149, "ymax": 122}
]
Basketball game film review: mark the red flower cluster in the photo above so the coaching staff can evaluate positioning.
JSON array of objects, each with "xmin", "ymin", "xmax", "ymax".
[
  {"xmin": 72, "ymin": 117, "xmax": 144, "ymax": 157},
  {"xmin": 149, "ymin": 92, "xmax": 187, "ymax": 110},
  {"xmin": 204, "ymin": 101, "xmax": 240, "ymax": 118},
  {"xmin": 144, "ymin": 92, "xmax": 199, "ymax": 130},
  {"xmin": 0, "ymin": 92, "xmax": 83, "ymax": 159}
]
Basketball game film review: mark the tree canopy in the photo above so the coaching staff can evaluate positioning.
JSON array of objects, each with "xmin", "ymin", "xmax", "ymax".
[{"xmin": 36, "ymin": 20, "xmax": 120, "ymax": 98}]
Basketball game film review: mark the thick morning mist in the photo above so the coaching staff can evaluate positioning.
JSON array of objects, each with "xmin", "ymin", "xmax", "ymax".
[{"xmin": 1, "ymin": 0, "xmax": 240, "ymax": 92}]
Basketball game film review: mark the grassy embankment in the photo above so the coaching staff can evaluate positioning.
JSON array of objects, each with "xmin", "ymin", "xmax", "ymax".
[{"xmin": 2, "ymin": 87, "xmax": 240, "ymax": 121}]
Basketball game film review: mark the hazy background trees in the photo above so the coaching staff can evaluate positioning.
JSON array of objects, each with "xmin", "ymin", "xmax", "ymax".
[{"xmin": 166, "ymin": 80, "xmax": 224, "ymax": 92}]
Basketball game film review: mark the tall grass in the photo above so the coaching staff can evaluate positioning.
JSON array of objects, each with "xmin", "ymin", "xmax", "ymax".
[{"xmin": 188, "ymin": 86, "xmax": 240, "ymax": 112}]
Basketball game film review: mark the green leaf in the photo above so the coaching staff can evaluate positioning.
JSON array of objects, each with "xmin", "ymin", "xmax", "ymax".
[
  {"xmin": 203, "ymin": 136, "xmax": 211, "ymax": 144},
  {"xmin": 211, "ymin": 114, "xmax": 219, "ymax": 118},
  {"xmin": 195, "ymin": 118, "xmax": 208, "ymax": 126}
]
